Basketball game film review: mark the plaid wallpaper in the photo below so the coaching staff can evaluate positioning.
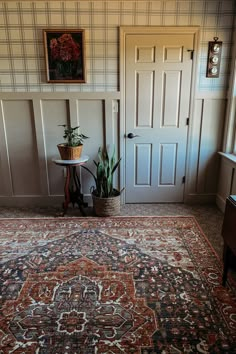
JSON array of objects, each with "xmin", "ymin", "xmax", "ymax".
[{"xmin": 0, "ymin": 0, "xmax": 235, "ymax": 92}]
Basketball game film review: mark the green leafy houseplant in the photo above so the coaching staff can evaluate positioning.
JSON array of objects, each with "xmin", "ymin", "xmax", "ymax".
[
  {"xmin": 82, "ymin": 146, "xmax": 121, "ymax": 198},
  {"xmin": 57, "ymin": 124, "xmax": 89, "ymax": 160},
  {"xmin": 59, "ymin": 124, "xmax": 89, "ymax": 147}
]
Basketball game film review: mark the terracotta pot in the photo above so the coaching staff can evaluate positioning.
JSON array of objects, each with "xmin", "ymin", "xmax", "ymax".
[{"xmin": 57, "ymin": 144, "xmax": 83, "ymax": 160}]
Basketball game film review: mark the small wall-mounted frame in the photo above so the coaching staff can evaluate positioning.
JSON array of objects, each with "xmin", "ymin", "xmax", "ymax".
[
  {"xmin": 206, "ymin": 37, "xmax": 222, "ymax": 78},
  {"xmin": 43, "ymin": 29, "xmax": 86, "ymax": 83}
]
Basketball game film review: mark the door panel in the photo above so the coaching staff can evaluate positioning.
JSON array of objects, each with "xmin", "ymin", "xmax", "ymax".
[
  {"xmin": 125, "ymin": 34, "xmax": 193, "ymax": 203},
  {"xmin": 135, "ymin": 143, "xmax": 152, "ymax": 185},
  {"xmin": 162, "ymin": 71, "xmax": 181, "ymax": 127},
  {"xmin": 159, "ymin": 143, "xmax": 177, "ymax": 185},
  {"xmin": 136, "ymin": 71, "xmax": 154, "ymax": 127}
]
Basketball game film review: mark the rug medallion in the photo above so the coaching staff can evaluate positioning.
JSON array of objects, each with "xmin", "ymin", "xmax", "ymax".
[{"xmin": 0, "ymin": 216, "xmax": 235, "ymax": 353}]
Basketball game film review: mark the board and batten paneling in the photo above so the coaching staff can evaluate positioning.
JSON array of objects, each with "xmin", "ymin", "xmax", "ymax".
[
  {"xmin": 0, "ymin": 93, "xmax": 120, "ymax": 206},
  {"xmin": 197, "ymin": 99, "xmax": 226, "ymax": 193},
  {"xmin": 216, "ymin": 154, "xmax": 236, "ymax": 212},
  {"xmin": 0, "ymin": 93, "xmax": 226, "ymax": 206},
  {"xmin": 76, "ymin": 99, "xmax": 105, "ymax": 196},
  {"xmin": 0, "ymin": 99, "xmax": 41, "ymax": 196},
  {"xmin": 185, "ymin": 96, "xmax": 226, "ymax": 203},
  {"xmin": 42, "ymin": 99, "xmax": 71, "ymax": 196}
]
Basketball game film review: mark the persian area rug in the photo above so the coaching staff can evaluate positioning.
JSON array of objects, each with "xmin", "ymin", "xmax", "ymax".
[{"xmin": 0, "ymin": 216, "xmax": 235, "ymax": 353}]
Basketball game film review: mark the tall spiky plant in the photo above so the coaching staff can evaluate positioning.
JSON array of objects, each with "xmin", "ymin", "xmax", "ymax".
[{"xmin": 82, "ymin": 146, "xmax": 121, "ymax": 198}]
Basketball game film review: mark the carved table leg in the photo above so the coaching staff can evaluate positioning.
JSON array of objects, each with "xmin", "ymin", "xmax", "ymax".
[
  {"xmin": 62, "ymin": 166, "xmax": 71, "ymax": 215},
  {"xmin": 72, "ymin": 166, "xmax": 87, "ymax": 216}
]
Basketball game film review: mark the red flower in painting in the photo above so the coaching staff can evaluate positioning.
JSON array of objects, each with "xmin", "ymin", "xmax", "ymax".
[{"xmin": 50, "ymin": 33, "xmax": 81, "ymax": 63}]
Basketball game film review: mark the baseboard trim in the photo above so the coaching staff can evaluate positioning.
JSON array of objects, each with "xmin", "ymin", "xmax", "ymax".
[
  {"xmin": 0, "ymin": 194, "xmax": 218, "ymax": 207},
  {"xmin": 0, "ymin": 195, "xmax": 92, "ymax": 207},
  {"xmin": 215, "ymin": 194, "xmax": 226, "ymax": 213},
  {"xmin": 184, "ymin": 193, "xmax": 216, "ymax": 204}
]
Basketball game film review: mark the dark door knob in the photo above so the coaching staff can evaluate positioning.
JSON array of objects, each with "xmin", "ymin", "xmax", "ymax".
[{"xmin": 127, "ymin": 133, "xmax": 140, "ymax": 139}]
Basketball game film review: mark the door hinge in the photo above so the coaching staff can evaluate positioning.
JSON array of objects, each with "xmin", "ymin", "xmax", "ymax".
[
  {"xmin": 182, "ymin": 176, "xmax": 186, "ymax": 184},
  {"xmin": 187, "ymin": 49, "xmax": 194, "ymax": 60},
  {"xmin": 186, "ymin": 118, "xmax": 189, "ymax": 125}
]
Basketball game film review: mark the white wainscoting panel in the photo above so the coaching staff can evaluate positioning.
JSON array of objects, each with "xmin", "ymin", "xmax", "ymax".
[
  {"xmin": 216, "ymin": 154, "xmax": 236, "ymax": 212},
  {"xmin": 42, "ymin": 99, "xmax": 69, "ymax": 196},
  {"xmin": 1, "ymin": 99, "xmax": 41, "ymax": 196},
  {"xmin": 0, "ymin": 92, "xmax": 120, "ymax": 206},
  {"xmin": 185, "ymin": 97, "xmax": 227, "ymax": 204},
  {"xmin": 197, "ymin": 99, "xmax": 226, "ymax": 193}
]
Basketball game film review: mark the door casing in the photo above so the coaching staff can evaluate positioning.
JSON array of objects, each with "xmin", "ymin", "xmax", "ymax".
[{"xmin": 119, "ymin": 26, "xmax": 200, "ymax": 204}]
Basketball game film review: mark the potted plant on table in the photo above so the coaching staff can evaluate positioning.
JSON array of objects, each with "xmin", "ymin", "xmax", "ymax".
[
  {"xmin": 81, "ymin": 145, "xmax": 122, "ymax": 216},
  {"xmin": 57, "ymin": 124, "xmax": 89, "ymax": 160}
]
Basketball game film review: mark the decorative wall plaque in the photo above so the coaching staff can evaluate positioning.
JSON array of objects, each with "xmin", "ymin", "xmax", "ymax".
[{"xmin": 206, "ymin": 37, "xmax": 222, "ymax": 78}]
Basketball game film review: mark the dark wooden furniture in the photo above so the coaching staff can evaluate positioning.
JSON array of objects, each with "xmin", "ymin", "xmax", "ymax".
[
  {"xmin": 53, "ymin": 156, "xmax": 89, "ymax": 216},
  {"xmin": 221, "ymin": 195, "xmax": 236, "ymax": 286}
]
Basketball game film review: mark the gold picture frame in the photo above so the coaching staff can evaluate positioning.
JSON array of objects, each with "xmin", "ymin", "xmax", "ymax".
[{"xmin": 43, "ymin": 29, "xmax": 86, "ymax": 83}]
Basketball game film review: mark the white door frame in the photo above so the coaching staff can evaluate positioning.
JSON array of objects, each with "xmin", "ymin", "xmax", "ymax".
[{"xmin": 119, "ymin": 26, "xmax": 200, "ymax": 204}]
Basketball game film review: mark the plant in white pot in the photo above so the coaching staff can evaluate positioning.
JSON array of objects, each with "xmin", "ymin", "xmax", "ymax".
[
  {"xmin": 57, "ymin": 124, "xmax": 89, "ymax": 160},
  {"xmin": 82, "ymin": 146, "xmax": 122, "ymax": 216}
]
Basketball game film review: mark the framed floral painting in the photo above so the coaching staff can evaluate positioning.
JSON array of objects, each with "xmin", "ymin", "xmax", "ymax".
[{"xmin": 43, "ymin": 29, "xmax": 86, "ymax": 83}]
